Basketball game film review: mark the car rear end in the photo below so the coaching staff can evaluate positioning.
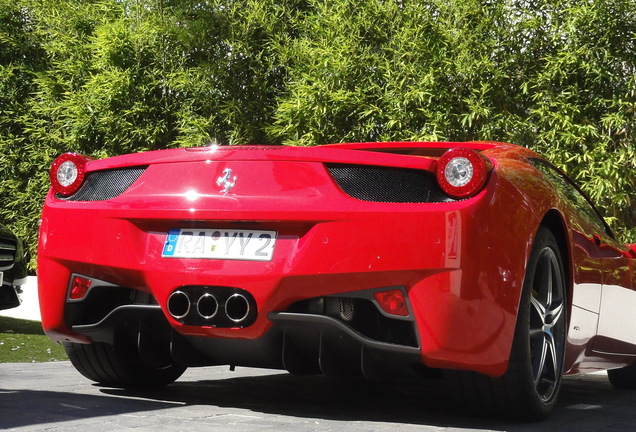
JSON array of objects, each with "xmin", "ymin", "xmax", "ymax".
[{"xmin": 38, "ymin": 142, "xmax": 532, "ymax": 378}]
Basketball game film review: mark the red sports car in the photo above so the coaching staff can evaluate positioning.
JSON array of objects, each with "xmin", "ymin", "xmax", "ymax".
[{"xmin": 38, "ymin": 141, "xmax": 636, "ymax": 420}]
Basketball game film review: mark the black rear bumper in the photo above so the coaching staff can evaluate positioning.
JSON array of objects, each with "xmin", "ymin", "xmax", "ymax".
[{"xmin": 70, "ymin": 304, "xmax": 426, "ymax": 380}]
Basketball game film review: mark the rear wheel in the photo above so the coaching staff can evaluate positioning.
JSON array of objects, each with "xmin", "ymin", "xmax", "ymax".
[
  {"xmin": 445, "ymin": 226, "xmax": 567, "ymax": 420},
  {"xmin": 64, "ymin": 341, "xmax": 186, "ymax": 388}
]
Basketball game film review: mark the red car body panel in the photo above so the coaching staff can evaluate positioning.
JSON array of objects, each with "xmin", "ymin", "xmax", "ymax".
[{"xmin": 38, "ymin": 141, "xmax": 636, "ymax": 378}]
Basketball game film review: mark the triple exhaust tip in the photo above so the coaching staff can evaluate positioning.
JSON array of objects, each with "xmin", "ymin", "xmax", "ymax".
[{"xmin": 167, "ymin": 290, "xmax": 251, "ymax": 324}]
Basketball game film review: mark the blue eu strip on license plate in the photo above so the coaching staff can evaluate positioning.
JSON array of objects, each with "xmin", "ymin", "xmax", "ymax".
[{"xmin": 162, "ymin": 228, "xmax": 277, "ymax": 261}]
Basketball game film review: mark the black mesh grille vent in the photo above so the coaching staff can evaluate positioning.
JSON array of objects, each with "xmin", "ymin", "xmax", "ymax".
[
  {"xmin": 327, "ymin": 164, "xmax": 454, "ymax": 203},
  {"xmin": 57, "ymin": 167, "xmax": 147, "ymax": 201},
  {"xmin": 0, "ymin": 238, "xmax": 16, "ymax": 271}
]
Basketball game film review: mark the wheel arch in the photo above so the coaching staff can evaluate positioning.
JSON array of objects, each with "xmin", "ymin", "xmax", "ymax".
[{"xmin": 444, "ymin": 211, "xmax": 572, "ymax": 420}]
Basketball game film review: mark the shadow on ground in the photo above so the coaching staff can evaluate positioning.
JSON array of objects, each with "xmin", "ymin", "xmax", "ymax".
[{"xmin": 2, "ymin": 365, "xmax": 635, "ymax": 431}]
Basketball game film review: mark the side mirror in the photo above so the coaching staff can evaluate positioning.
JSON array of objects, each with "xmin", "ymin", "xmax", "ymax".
[{"xmin": 627, "ymin": 244, "xmax": 636, "ymax": 258}]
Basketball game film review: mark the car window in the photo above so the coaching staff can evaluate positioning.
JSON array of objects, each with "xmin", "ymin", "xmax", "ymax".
[{"xmin": 531, "ymin": 158, "xmax": 614, "ymax": 239}]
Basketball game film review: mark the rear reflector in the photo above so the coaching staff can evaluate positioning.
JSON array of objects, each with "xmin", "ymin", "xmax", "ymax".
[
  {"xmin": 69, "ymin": 276, "xmax": 92, "ymax": 300},
  {"xmin": 374, "ymin": 289, "xmax": 409, "ymax": 317}
]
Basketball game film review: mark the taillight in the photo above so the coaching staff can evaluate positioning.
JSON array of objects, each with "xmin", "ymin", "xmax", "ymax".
[
  {"xmin": 50, "ymin": 153, "xmax": 89, "ymax": 196},
  {"xmin": 436, "ymin": 148, "xmax": 491, "ymax": 199}
]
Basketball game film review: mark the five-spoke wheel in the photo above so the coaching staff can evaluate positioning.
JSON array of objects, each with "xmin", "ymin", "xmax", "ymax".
[{"xmin": 529, "ymin": 245, "xmax": 566, "ymax": 404}]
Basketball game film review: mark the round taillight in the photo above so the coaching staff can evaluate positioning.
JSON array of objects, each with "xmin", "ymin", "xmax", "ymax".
[
  {"xmin": 50, "ymin": 153, "xmax": 89, "ymax": 196},
  {"xmin": 436, "ymin": 148, "xmax": 491, "ymax": 199}
]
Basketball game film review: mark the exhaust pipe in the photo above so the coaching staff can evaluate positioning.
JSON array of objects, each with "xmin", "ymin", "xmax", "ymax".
[
  {"xmin": 196, "ymin": 293, "xmax": 219, "ymax": 319},
  {"xmin": 167, "ymin": 290, "xmax": 191, "ymax": 320},
  {"xmin": 225, "ymin": 293, "xmax": 250, "ymax": 323},
  {"xmin": 168, "ymin": 287, "xmax": 255, "ymax": 326}
]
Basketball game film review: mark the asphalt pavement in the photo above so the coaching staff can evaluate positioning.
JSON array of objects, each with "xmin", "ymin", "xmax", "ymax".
[
  {"xmin": 2, "ymin": 361, "xmax": 636, "ymax": 432},
  {"xmin": 2, "ymin": 278, "xmax": 636, "ymax": 431}
]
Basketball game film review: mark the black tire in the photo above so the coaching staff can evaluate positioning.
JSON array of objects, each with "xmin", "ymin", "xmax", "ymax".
[
  {"xmin": 445, "ymin": 226, "xmax": 567, "ymax": 420},
  {"xmin": 64, "ymin": 341, "xmax": 186, "ymax": 388},
  {"xmin": 608, "ymin": 364, "xmax": 636, "ymax": 389}
]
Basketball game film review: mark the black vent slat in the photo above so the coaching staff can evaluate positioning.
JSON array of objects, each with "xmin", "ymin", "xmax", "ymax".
[
  {"xmin": 327, "ymin": 164, "xmax": 454, "ymax": 203},
  {"xmin": 0, "ymin": 240, "xmax": 16, "ymax": 270},
  {"xmin": 0, "ymin": 239, "xmax": 15, "ymax": 251},
  {"xmin": 57, "ymin": 167, "xmax": 146, "ymax": 201}
]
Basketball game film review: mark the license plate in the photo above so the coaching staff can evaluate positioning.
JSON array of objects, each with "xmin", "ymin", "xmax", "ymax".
[{"xmin": 162, "ymin": 228, "xmax": 277, "ymax": 261}]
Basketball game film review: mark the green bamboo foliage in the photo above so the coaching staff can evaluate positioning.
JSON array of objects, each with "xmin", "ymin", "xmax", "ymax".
[
  {"xmin": 1, "ymin": 0, "xmax": 635, "ymax": 270},
  {"xmin": 270, "ymin": 0, "xmax": 636, "ymax": 241}
]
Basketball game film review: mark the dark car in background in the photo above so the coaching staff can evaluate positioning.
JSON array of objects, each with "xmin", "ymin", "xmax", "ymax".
[{"xmin": 0, "ymin": 224, "xmax": 27, "ymax": 310}]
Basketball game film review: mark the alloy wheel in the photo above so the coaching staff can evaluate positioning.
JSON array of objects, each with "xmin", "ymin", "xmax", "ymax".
[{"xmin": 529, "ymin": 247, "xmax": 566, "ymax": 402}]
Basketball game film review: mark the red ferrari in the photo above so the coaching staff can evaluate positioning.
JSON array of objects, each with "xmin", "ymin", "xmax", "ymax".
[{"xmin": 38, "ymin": 141, "xmax": 636, "ymax": 420}]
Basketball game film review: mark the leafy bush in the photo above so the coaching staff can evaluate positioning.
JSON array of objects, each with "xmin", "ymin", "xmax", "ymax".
[
  {"xmin": 1, "ymin": 0, "xmax": 635, "ymax": 271},
  {"xmin": 269, "ymin": 0, "xmax": 636, "ymax": 240}
]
